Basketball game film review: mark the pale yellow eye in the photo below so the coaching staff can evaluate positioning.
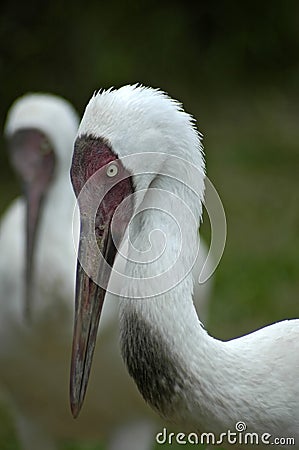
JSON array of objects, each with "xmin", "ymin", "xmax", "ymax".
[{"xmin": 106, "ymin": 163, "xmax": 118, "ymax": 178}]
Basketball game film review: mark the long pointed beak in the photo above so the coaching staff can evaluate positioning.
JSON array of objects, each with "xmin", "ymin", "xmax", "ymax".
[
  {"xmin": 8, "ymin": 129, "xmax": 55, "ymax": 322},
  {"xmin": 23, "ymin": 184, "xmax": 45, "ymax": 321},
  {"xmin": 70, "ymin": 221, "xmax": 117, "ymax": 418}
]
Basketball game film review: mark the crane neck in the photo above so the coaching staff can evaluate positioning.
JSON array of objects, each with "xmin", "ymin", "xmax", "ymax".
[
  {"xmin": 118, "ymin": 177, "xmax": 298, "ymax": 438},
  {"xmin": 118, "ymin": 178, "xmax": 221, "ymax": 427}
]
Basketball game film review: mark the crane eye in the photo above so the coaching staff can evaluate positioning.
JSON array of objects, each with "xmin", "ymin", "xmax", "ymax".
[
  {"xmin": 40, "ymin": 138, "xmax": 51, "ymax": 155},
  {"xmin": 106, "ymin": 163, "xmax": 118, "ymax": 178}
]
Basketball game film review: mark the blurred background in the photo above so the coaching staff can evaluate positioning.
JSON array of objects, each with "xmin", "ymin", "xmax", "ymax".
[{"xmin": 0, "ymin": 0, "xmax": 298, "ymax": 449}]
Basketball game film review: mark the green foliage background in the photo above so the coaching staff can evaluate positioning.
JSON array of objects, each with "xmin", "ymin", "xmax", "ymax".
[{"xmin": 0, "ymin": 1, "xmax": 298, "ymax": 449}]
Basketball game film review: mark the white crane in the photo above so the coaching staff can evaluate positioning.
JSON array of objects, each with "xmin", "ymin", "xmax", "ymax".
[
  {"xmin": 0, "ymin": 92, "xmax": 212, "ymax": 450},
  {"xmin": 70, "ymin": 84, "xmax": 299, "ymax": 448}
]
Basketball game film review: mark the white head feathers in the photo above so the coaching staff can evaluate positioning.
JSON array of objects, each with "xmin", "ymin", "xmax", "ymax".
[
  {"xmin": 79, "ymin": 84, "xmax": 204, "ymax": 167},
  {"xmin": 5, "ymin": 93, "xmax": 79, "ymax": 171},
  {"xmin": 78, "ymin": 84, "xmax": 205, "ymax": 201}
]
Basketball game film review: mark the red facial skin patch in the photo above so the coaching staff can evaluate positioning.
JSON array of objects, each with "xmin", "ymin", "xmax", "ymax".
[{"xmin": 71, "ymin": 134, "xmax": 134, "ymax": 248}]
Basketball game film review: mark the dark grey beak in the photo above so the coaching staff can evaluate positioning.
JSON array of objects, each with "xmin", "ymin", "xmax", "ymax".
[
  {"xmin": 23, "ymin": 183, "xmax": 47, "ymax": 320},
  {"xmin": 8, "ymin": 129, "xmax": 55, "ymax": 321},
  {"xmin": 70, "ymin": 219, "xmax": 117, "ymax": 418}
]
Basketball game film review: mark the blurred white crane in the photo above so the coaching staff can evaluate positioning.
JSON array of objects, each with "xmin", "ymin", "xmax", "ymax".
[
  {"xmin": 69, "ymin": 84, "xmax": 299, "ymax": 448},
  {"xmin": 0, "ymin": 92, "xmax": 213, "ymax": 450}
]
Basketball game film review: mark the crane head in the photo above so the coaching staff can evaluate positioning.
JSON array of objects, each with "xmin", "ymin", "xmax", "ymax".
[
  {"xmin": 5, "ymin": 93, "xmax": 79, "ymax": 321},
  {"xmin": 69, "ymin": 84, "xmax": 204, "ymax": 417},
  {"xmin": 70, "ymin": 134, "xmax": 133, "ymax": 418}
]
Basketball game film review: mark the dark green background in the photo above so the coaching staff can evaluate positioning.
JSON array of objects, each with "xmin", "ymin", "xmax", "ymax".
[{"xmin": 0, "ymin": 1, "xmax": 298, "ymax": 449}]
